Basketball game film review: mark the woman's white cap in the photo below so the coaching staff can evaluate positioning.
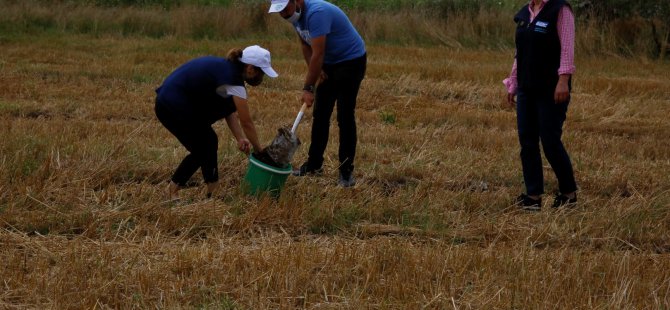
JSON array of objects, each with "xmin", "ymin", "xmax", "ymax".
[
  {"xmin": 240, "ymin": 45, "xmax": 278, "ymax": 78},
  {"xmin": 268, "ymin": 0, "xmax": 289, "ymax": 13}
]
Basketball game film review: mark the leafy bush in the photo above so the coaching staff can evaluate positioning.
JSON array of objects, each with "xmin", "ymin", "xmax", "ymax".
[
  {"xmin": 0, "ymin": 0, "xmax": 667, "ymax": 58},
  {"xmin": 572, "ymin": 0, "xmax": 669, "ymax": 20},
  {"xmin": 573, "ymin": 0, "xmax": 670, "ymax": 58},
  {"xmin": 28, "ymin": 0, "xmax": 239, "ymax": 8}
]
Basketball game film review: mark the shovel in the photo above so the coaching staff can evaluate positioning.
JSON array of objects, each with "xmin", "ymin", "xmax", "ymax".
[
  {"xmin": 262, "ymin": 103, "xmax": 307, "ymax": 168},
  {"xmin": 291, "ymin": 103, "xmax": 308, "ymax": 134}
]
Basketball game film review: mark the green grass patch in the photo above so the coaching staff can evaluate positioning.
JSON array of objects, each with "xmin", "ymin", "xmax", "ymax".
[
  {"xmin": 307, "ymin": 204, "xmax": 365, "ymax": 234},
  {"xmin": 0, "ymin": 101, "xmax": 20, "ymax": 115},
  {"xmin": 379, "ymin": 110, "xmax": 397, "ymax": 125}
]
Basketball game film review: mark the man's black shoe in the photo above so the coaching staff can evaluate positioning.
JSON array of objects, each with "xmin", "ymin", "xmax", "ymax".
[
  {"xmin": 516, "ymin": 194, "xmax": 541, "ymax": 211},
  {"xmin": 292, "ymin": 163, "xmax": 323, "ymax": 177},
  {"xmin": 338, "ymin": 170, "xmax": 356, "ymax": 188},
  {"xmin": 551, "ymin": 193, "xmax": 577, "ymax": 209}
]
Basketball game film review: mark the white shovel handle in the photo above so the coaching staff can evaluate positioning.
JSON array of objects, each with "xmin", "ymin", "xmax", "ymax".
[{"xmin": 291, "ymin": 103, "xmax": 308, "ymax": 134}]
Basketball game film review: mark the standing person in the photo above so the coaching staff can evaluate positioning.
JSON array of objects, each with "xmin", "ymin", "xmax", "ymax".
[
  {"xmin": 268, "ymin": 0, "xmax": 367, "ymax": 187},
  {"xmin": 155, "ymin": 45, "xmax": 278, "ymax": 199},
  {"xmin": 504, "ymin": 0, "xmax": 578, "ymax": 211}
]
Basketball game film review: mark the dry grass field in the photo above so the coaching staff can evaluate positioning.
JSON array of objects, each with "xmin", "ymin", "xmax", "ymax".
[{"xmin": 2, "ymin": 4, "xmax": 670, "ymax": 309}]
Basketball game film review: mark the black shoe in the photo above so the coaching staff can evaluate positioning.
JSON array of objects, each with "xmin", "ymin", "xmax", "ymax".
[
  {"xmin": 551, "ymin": 193, "xmax": 577, "ymax": 209},
  {"xmin": 292, "ymin": 163, "xmax": 323, "ymax": 177},
  {"xmin": 516, "ymin": 194, "xmax": 541, "ymax": 211},
  {"xmin": 338, "ymin": 170, "xmax": 356, "ymax": 188}
]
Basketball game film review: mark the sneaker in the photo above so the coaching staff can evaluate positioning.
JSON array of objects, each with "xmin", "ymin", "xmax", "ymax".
[
  {"xmin": 338, "ymin": 170, "xmax": 356, "ymax": 188},
  {"xmin": 551, "ymin": 193, "xmax": 577, "ymax": 209},
  {"xmin": 292, "ymin": 163, "xmax": 323, "ymax": 177},
  {"xmin": 516, "ymin": 194, "xmax": 541, "ymax": 211}
]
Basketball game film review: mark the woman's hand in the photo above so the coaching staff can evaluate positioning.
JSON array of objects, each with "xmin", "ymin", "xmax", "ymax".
[
  {"xmin": 554, "ymin": 74, "xmax": 571, "ymax": 104},
  {"xmin": 237, "ymin": 138, "xmax": 251, "ymax": 155},
  {"xmin": 506, "ymin": 92, "xmax": 516, "ymax": 108},
  {"xmin": 230, "ymin": 97, "xmax": 262, "ymax": 152}
]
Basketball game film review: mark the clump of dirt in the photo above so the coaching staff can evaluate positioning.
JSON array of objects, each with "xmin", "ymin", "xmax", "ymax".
[{"xmin": 253, "ymin": 126, "xmax": 300, "ymax": 169}]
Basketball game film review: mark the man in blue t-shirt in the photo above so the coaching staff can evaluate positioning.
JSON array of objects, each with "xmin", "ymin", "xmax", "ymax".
[{"xmin": 269, "ymin": 0, "xmax": 367, "ymax": 187}]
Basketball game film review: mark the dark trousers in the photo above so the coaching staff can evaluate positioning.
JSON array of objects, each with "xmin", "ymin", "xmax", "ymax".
[
  {"xmin": 516, "ymin": 88, "xmax": 577, "ymax": 196},
  {"xmin": 307, "ymin": 54, "xmax": 366, "ymax": 173},
  {"xmin": 155, "ymin": 102, "xmax": 219, "ymax": 186}
]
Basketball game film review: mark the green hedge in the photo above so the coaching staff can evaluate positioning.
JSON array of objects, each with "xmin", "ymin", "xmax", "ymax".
[{"xmin": 0, "ymin": 0, "xmax": 667, "ymax": 58}]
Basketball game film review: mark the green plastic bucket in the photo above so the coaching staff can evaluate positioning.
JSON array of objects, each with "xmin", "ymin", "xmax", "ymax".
[{"xmin": 243, "ymin": 154, "xmax": 292, "ymax": 197}]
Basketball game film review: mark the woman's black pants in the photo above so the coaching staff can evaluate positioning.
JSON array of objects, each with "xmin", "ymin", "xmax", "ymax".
[
  {"xmin": 516, "ymin": 88, "xmax": 577, "ymax": 196},
  {"xmin": 155, "ymin": 102, "xmax": 218, "ymax": 186}
]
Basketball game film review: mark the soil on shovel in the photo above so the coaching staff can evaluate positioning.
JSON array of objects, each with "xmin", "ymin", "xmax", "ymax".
[{"xmin": 253, "ymin": 126, "xmax": 300, "ymax": 169}]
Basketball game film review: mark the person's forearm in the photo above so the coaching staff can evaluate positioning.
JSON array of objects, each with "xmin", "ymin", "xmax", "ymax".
[
  {"xmin": 225, "ymin": 113, "xmax": 246, "ymax": 141},
  {"xmin": 503, "ymin": 58, "xmax": 518, "ymax": 94},
  {"xmin": 305, "ymin": 56, "xmax": 323, "ymax": 88},
  {"xmin": 240, "ymin": 120, "xmax": 261, "ymax": 151},
  {"xmin": 558, "ymin": 74, "xmax": 571, "ymax": 85},
  {"xmin": 301, "ymin": 41, "xmax": 312, "ymax": 66},
  {"xmin": 302, "ymin": 38, "xmax": 325, "ymax": 88},
  {"xmin": 231, "ymin": 97, "xmax": 262, "ymax": 151}
]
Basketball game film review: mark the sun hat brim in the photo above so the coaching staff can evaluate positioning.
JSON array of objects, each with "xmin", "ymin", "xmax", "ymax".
[
  {"xmin": 260, "ymin": 66, "xmax": 278, "ymax": 78},
  {"xmin": 268, "ymin": 1, "xmax": 289, "ymax": 13}
]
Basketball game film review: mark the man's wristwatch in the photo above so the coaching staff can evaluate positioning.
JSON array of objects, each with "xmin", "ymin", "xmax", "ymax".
[{"xmin": 303, "ymin": 84, "xmax": 315, "ymax": 93}]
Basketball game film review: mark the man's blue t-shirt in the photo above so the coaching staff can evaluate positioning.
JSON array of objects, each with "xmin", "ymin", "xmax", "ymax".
[
  {"xmin": 156, "ymin": 56, "xmax": 242, "ymax": 124},
  {"xmin": 292, "ymin": 0, "xmax": 366, "ymax": 65}
]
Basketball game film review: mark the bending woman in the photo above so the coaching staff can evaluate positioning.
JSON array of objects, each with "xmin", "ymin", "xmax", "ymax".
[{"xmin": 155, "ymin": 45, "xmax": 278, "ymax": 199}]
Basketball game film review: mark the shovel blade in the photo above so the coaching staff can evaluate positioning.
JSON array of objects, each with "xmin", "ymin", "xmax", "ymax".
[{"xmin": 265, "ymin": 126, "xmax": 301, "ymax": 168}]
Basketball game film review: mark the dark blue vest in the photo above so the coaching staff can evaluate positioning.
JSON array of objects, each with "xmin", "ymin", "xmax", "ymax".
[{"xmin": 514, "ymin": 0, "xmax": 571, "ymax": 92}]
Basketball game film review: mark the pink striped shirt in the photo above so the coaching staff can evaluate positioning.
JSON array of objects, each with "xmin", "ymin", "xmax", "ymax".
[{"xmin": 503, "ymin": 0, "xmax": 575, "ymax": 94}]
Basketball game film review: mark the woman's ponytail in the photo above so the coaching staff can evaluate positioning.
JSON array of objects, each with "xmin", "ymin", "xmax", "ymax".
[{"xmin": 226, "ymin": 48, "xmax": 243, "ymax": 63}]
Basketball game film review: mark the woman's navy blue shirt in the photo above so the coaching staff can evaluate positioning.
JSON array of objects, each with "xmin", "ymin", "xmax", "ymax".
[{"xmin": 156, "ymin": 56, "xmax": 242, "ymax": 125}]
